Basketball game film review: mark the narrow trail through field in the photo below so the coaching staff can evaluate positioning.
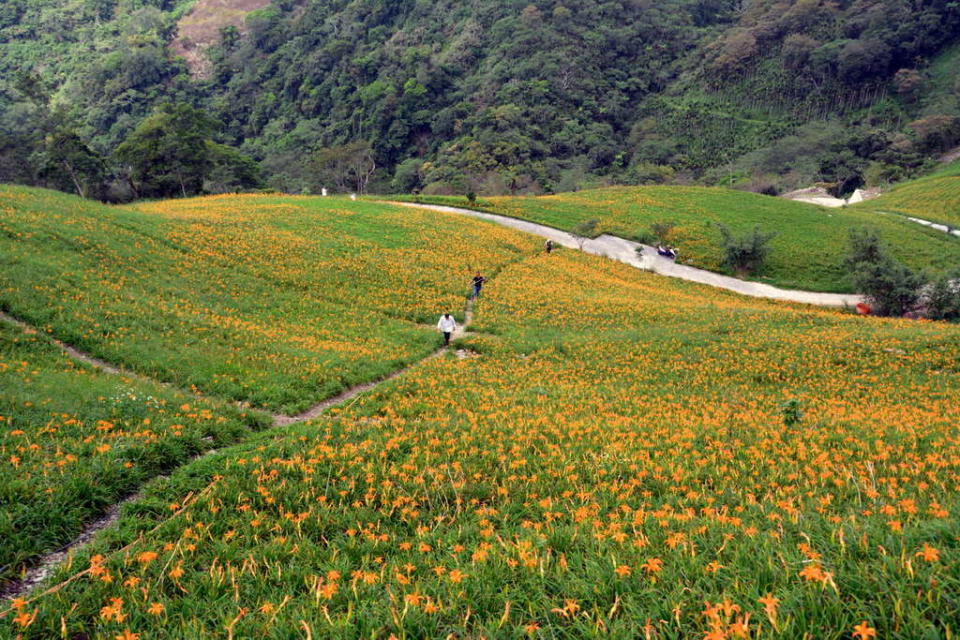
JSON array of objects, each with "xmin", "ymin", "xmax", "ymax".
[
  {"xmin": 0, "ymin": 304, "xmax": 471, "ymax": 429},
  {"xmin": 0, "ymin": 300, "xmax": 475, "ymax": 601},
  {"xmin": 390, "ymin": 202, "xmax": 865, "ymax": 308},
  {"xmin": 0, "ymin": 311, "xmax": 123, "ymax": 374},
  {"xmin": 0, "ymin": 494, "xmax": 141, "ymax": 601},
  {"xmin": 273, "ymin": 299, "xmax": 473, "ymax": 427}
]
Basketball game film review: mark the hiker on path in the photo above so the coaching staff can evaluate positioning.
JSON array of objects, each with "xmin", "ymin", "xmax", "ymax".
[
  {"xmin": 545, "ymin": 239, "xmax": 554, "ymax": 254},
  {"xmin": 471, "ymin": 272, "xmax": 486, "ymax": 299},
  {"xmin": 437, "ymin": 313, "xmax": 457, "ymax": 346}
]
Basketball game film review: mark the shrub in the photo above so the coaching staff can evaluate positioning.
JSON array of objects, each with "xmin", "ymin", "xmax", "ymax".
[
  {"xmin": 571, "ymin": 219, "xmax": 599, "ymax": 250},
  {"xmin": 716, "ymin": 224, "xmax": 777, "ymax": 275},
  {"xmin": 844, "ymin": 228, "xmax": 885, "ymax": 268},
  {"xmin": 845, "ymin": 229, "xmax": 924, "ymax": 317},
  {"xmin": 781, "ymin": 399, "xmax": 803, "ymax": 427},
  {"xmin": 629, "ymin": 162, "xmax": 676, "ymax": 185},
  {"xmin": 922, "ymin": 272, "xmax": 960, "ymax": 320},
  {"xmin": 909, "ymin": 115, "xmax": 960, "ymax": 154},
  {"xmin": 649, "ymin": 221, "xmax": 676, "ymax": 245},
  {"xmin": 850, "ymin": 260, "xmax": 924, "ymax": 317}
]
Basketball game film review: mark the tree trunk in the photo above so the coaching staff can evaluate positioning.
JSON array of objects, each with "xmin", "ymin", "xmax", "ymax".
[
  {"xmin": 63, "ymin": 160, "xmax": 86, "ymax": 199},
  {"xmin": 126, "ymin": 173, "xmax": 139, "ymax": 200}
]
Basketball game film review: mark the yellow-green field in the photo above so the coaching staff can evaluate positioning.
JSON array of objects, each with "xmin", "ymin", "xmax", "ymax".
[
  {"xmin": 855, "ymin": 160, "xmax": 960, "ymax": 228},
  {"xmin": 393, "ymin": 186, "xmax": 960, "ymax": 293},
  {"xmin": 0, "ymin": 321, "xmax": 268, "ymax": 587},
  {"xmin": 0, "ymin": 187, "xmax": 534, "ymax": 413},
  {"xmin": 1, "ymin": 189, "xmax": 958, "ymax": 639}
]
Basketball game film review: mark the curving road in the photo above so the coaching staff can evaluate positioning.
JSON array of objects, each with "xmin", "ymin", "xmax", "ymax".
[
  {"xmin": 391, "ymin": 202, "xmax": 864, "ymax": 308},
  {"xmin": 904, "ymin": 216, "xmax": 960, "ymax": 238}
]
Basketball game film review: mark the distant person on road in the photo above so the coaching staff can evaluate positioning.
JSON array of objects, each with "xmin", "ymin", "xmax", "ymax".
[
  {"xmin": 545, "ymin": 239, "xmax": 554, "ymax": 254},
  {"xmin": 471, "ymin": 272, "xmax": 486, "ymax": 299},
  {"xmin": 437, "ymin": 313, "xmax": 457, "ymax": 346}
]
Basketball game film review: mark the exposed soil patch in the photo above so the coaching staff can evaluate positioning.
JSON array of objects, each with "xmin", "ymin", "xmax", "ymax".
[{"xmin": 171, "ymin": 0, "xmax": 272, "ymax": 78}]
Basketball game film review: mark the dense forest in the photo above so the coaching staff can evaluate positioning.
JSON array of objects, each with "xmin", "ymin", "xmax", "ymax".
[{"xmin": 1, "ymin": 0, "xmax": 958, "ymax": 199}]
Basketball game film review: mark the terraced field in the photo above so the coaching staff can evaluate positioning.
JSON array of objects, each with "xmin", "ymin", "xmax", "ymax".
[
  {"xmin": 2, "ymin": 188, "xmax": 958, "ymax": 639},
  {"xmin": 394, "ymin": 186, "xmax": 960, "ymax": 292}
]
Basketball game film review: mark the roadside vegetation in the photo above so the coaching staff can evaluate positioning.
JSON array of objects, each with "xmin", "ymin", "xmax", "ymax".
[{"xmin": 393, "ymin": 186, "xmax": 960, "ymax": 292}]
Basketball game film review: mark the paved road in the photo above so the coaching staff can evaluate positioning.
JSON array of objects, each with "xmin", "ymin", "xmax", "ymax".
[
  {"xmin": 391, "ymin": 202, "xmax": 864, "ymax": 308},
  {"xmin": 904, "ymin": 216, "xmax": 960, "ymax": 238}
]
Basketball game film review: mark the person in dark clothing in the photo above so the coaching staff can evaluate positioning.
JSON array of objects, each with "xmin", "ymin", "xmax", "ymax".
[
  {"xmin": 545, "ymin": 239, "xmax": 554, "ymax": 254},
  {"xmin": 471, "ymin": 272, "xmax": 486, "ymax": 299}
]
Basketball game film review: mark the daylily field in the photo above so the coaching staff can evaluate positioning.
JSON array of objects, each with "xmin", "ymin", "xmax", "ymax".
[
  {"xmin": 1, "ymin": 188, "xmax": 958, "ymax": 639},
  {"xmin": 395, "ymin": 187, "xmax": 960, "ymax": 293}
]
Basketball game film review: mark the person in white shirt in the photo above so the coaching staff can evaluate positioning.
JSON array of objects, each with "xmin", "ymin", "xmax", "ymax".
[{"xmin": 437, "ymin": 313, "xmax": 457, "ymax": 346}]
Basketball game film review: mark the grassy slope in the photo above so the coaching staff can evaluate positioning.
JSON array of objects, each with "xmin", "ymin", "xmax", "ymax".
[
  {"xmin": 393, "ymin": 186, "xmax": 960, "ymax": 292},
  {"xmin": 9, "ymin": 246, "xmax": 959, "ymax": 638},
  {"xmin": 855, "ymin": 159, "xmax": 960, "ymax": 228},
  {"xmin": 0, "ymin": 321, "xmax": 268, "ymax": 583},
  {"xmin": 0, "ymin": 187, "xmax": 536, "ymax": 413},
  {"xmin": 918, "ymin": 43, "xmax": 960, "ymax": 118}
]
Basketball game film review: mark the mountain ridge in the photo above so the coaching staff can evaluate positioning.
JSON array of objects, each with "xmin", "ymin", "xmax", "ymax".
[{"xmin": 0, "ymin": 0, "xmax": 958, "ymax": 198}]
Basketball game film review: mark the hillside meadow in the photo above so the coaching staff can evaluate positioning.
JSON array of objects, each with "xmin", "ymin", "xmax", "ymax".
[
  {"xmin": 855, "ymin": 160, "xmax": 960, "ymax": 228},
  {"xmin": 1, "ymin": 192, "xmax": 957, "ymax": 638},
  {"xmin": 394, "ymin": 186, "xmax": 960, "ymax": 293},
  {"xmin": 0, "ymin": 321, "xmax": 269, "ymax": 585},
  {"xmin": 0, "ymin": 188, "xmax": 535, "ymax": 414}
]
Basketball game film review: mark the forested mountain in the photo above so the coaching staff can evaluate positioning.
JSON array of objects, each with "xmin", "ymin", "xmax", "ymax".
[{"xmin": 1, "ymin": 0, "xmax": 959, "ymax": 199}]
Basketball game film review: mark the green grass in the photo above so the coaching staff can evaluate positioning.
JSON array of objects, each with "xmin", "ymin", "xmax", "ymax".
[
  {"xmin": 0, "ymin": 187, "xmax": 536, "ymax": 414},
  {"xmin": 391, "ymin": 186, "xmax": 960, "ymax": 292},
  {"xmin": 6, "ymin": 247, "xmax": 958, "ymax": 639},
  {"xmin": 0, "ymin": 320, "xmax": 268, "ymax": 584},
  {"xmin": 2, "ymin": 187, "xmax": 959, "ymax": 638},
  {"xmin": 856, "ymin": 160, "xmax": 960, "ymax": 228}
]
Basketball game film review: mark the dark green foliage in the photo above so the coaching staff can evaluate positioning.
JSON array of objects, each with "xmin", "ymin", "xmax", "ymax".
[
  {"xmin": 306, "ymin": 141, "xmax": 378, "ymax": 195},
  {"xmin": 0, "ymin": 0, "xmax": 959, "ymax": 196},
  {"xmin": 391, "ymin": 158, "xmax": 424, "ymax": 194},
  {"xmin": 115, "ymin": 103, "xmax": 217, "ymax": 198},
  {"xmin": 923, "ymin": 272, "xmax": 960, "ymax": 320},
  {"xmin": 781, "ymin": 398, "xmax": 803, "ymax": 427},
  {"xmin": 845, "ymin": 228, "xmax": 887, "ymax": 269},
  {"xmin": 650, "ymin": 221, "xmax": 676, "ymax": 245},
  {"xmin": 716, "ymin": 224, "xmax": 777, "ymax": 275},
  {"xmin": 205, "ymin": 141, "xmax": 264, "ymax": 194},
  {"xmin": 845, "ymin": 228, "xmax": 925, "ymax": 317},
  {"xmin": 38, "ymin": 129, "xmax": 107, "ymax": 199}
]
